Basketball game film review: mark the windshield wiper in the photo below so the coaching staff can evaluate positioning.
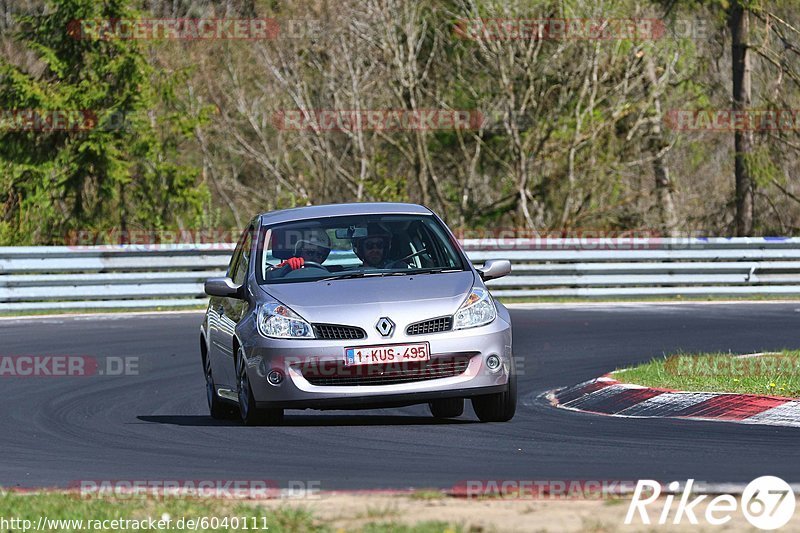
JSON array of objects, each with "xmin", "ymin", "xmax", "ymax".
[
  {"xmin": 324, "ymin": 271, "xmax": 408, "ymax": 280},
  {"xmin": 316, "ymin": 271, "xmax": 370, "ymax": 282},
  {"xmin": 412, "ymin": 268, "xmax": 462, "ymax": 274},
  {"xmin": 317, "ymin": 268, "xmax": 461, "ymax": 281}
]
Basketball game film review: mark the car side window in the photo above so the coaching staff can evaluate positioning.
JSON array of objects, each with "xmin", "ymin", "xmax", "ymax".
[
  {"xmin": 231, "ymin": 226, "xmax": 253, "ymax": 285},
  {"xmin": 226, "ymin": 229, "xmax": 245, "ymax": 278}
]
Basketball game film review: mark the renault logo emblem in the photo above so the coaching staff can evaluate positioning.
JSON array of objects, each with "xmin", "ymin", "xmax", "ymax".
[{"xmin": 375, "ymin": 317, "xmax": 395, "ymax": 337}]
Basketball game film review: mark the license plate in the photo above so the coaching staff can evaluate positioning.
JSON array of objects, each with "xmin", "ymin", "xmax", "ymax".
[{"xmin": 345, "ymin": 342, "xmax": 430, "ymax": 366}]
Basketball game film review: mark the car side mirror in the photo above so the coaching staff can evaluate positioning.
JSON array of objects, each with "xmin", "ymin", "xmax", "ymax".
[
  {"xmin": 204, "ymin": 277, "xmax": 243, "ymax": 299},
  {"xmin": 478, "ymin": 259, "xmax": 511, "ymax": 281}
]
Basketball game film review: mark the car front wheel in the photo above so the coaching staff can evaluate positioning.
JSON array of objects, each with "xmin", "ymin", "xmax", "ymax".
[
  {"xmin": 236, "ymin": 348, "xmax": 283, "ymax": 426},
  {"xmin": 205, "ymin": 352, "xmax": 236, "ymax": 420},
  {"xmin": 471, "ymin": 367, "xmax": 517, "ymax": 423}
]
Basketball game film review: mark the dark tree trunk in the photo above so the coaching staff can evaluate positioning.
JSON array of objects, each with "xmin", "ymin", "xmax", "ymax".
[{"xmin": 729, "ymin": 2, "xmax": 755, "ymax": 236}]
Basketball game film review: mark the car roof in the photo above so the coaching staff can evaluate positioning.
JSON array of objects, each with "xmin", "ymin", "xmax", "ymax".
[{"xmin": 258, "ymin": 202, "xmax": 433, "ymax": 226}]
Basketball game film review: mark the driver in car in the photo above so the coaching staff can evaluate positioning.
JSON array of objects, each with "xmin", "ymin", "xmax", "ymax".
[
  {"xmin": 273, "ymin": 229, "xmax": 332, "ymax": 272},
  {"xmin": 353, "ymin": 224, "xmax": 393, "ymax": 269}
]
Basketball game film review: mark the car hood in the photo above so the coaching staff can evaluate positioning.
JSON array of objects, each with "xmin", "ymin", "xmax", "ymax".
[{"xmin": 259, "ymin": 271, "xmax": 477, "ymax": 326}]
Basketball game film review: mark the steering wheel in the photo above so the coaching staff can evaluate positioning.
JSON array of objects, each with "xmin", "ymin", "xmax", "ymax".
[
  {"xmin": 299, "ymin": 261, "xmax": 327, "ymax": 270},
  {"xmin": 386, "ymin": 250, "xmax": 427, "ymax": 268},
  {"xmin": 276, "ymin": 261, "xmax": 329, "ymax": 278}
]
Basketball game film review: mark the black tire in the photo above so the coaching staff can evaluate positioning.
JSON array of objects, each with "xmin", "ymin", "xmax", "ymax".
[
  {"xmin": 236, "ymin": 348, "xmax": 283, "ymax": 426},
  {"xmin": 428, "ymin": 398, "xmax": 464, "ymax": 418},
  {"xmin": 472, "ymin": 369, "xmax": 517, "ymax": 423},
  {"xmin": 205, "ymin": 354, "xmax": 236, "ymax": 420}
]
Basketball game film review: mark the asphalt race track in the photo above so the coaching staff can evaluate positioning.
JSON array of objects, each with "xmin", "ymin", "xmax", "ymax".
[{"xmin": 1, "ymin": 303, "xmax": 799, "ymax": 490}]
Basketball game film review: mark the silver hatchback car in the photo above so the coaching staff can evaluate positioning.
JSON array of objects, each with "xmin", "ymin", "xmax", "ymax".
[{"xmin": 202, "ymin": 203, "xmax": 515, "ymax": 425}]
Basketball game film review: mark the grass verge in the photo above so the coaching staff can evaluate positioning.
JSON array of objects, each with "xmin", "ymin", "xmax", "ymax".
[
  {"xmin": 1, "ymin": 491, "xmax": 783, "ymax": 532},
  {"xmin": 613, "ymin": 350, "xmax": 800, "ymax": 398}
]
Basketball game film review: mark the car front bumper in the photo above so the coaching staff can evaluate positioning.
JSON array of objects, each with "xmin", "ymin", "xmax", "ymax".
[{"xmin": 240, "ymin": 315, "xmax": 513, "ymax": 409}]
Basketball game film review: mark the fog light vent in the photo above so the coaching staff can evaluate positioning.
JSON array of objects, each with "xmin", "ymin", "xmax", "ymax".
[{"xmin": 267, "ymin": 369, "xmax": 284, "ymax": 385}]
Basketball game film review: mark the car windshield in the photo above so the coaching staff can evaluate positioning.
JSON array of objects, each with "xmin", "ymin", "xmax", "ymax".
[{"xmin": 257, "ymin": 214, "xmax": 467, "ymax": 284}]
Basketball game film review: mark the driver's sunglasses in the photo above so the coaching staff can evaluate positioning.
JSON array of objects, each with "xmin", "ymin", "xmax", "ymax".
[{"xmin": 363, "ymin": 239, "xmax": 385, "ymax": 251}]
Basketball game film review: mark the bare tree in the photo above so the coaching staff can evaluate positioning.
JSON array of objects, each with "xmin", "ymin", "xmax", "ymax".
[{"xmin": 729, "ymin": 1, "xmax": 755, "ymax": 235}]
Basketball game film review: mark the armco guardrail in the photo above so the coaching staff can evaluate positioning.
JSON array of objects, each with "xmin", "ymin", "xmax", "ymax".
[
  {"xmin": 0, "ymin": 244, "xmax": 233, "ymax": 312},
  {"xmin": 1, "ymin": 238, "xmax": 800, "ymax": 311}
]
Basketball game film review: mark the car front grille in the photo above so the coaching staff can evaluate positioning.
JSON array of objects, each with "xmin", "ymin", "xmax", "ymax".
[
  {"xmin": 312, "ymin": 323, "xmax": 367, "ymax": 340},
  {"xmin": 299, "ymin": 356, "xmax": 472, "ymax": 387},
  {"xmin": 406, "ymin": 316, "xmax": 453, "ymax": 335}
]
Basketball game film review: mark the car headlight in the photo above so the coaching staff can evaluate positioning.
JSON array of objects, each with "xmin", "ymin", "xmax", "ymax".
[
  {"xmin": 257, "ymin": 303, "xmax": 315, "ymax": 339},
  {"xmin": 453, "ymin": 287, "xmax": 496, "ymax": 330}
]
